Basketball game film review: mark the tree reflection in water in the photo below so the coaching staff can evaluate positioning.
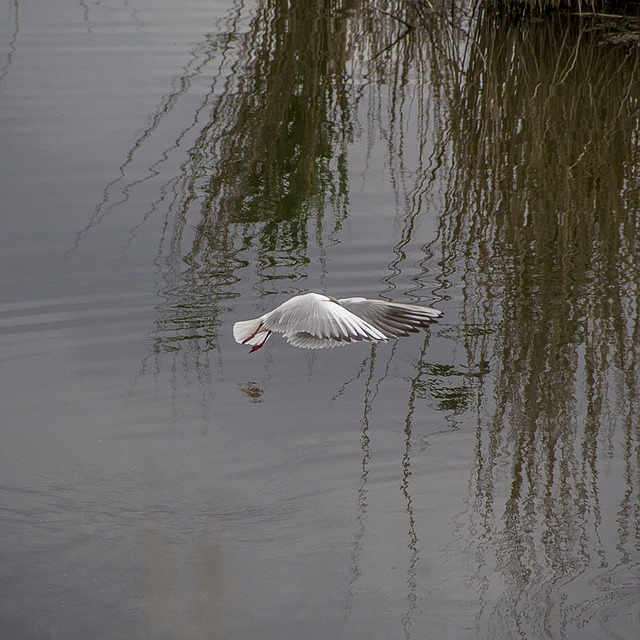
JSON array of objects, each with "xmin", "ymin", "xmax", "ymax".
[
  {"xmin": 444, "ymin": 11, "xmax": 640, "ymax": 637},
  {"xmin": 85, "ymin": 1, "xmax": 639, "ymax": 637}
]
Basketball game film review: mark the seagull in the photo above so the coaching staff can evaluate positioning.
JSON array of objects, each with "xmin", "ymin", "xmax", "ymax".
[{"xmin": 233, "ymin": 292, "xmax": 443, "ymax": 352}]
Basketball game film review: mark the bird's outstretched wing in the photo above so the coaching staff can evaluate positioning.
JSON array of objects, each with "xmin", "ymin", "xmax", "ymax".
[
  {"xmin": 337, "ymin": 297, "xmax": 443, "ymax": 338},
  {"xmin": 264, "ymin": 293, "xmax": 387, "ymax": 344}
]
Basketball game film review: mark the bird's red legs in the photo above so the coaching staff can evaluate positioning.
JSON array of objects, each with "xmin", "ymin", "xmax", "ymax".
[
  {"xmin": 249, "ymin": 330, "xmax": 271, "ymax": 353},
  {"xmin": 241, "ymin": 322, "xmax": 271, "ymax": 352},
  {"xmin": 242, "ymin": 322, "xmax": 264, "ymax": 345}
]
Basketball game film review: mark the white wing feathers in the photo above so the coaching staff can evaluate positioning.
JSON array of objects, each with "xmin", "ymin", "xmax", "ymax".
[
  {"xmin": 337, "ymin": 297, "xmax": 443, "ymax": 339},
  {"xmin": 263, "ymin": 293, "xmax": 386, "ymax": 344}
]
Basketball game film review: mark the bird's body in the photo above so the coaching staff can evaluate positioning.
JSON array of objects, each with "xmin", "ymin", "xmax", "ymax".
[{"xmin": 233, "ymin": 292, "xmax": 442, "ymax": 352}]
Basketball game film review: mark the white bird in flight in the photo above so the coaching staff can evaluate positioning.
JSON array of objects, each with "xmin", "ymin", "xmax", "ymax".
[{"xmin": 233, "ymin": 292, "xmax": 443, "ymax": 352}]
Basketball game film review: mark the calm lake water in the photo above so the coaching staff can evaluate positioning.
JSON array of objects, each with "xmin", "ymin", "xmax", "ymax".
[{"xmin": 1, "ymin": 1, "xmax": 639, "ymax": 639}]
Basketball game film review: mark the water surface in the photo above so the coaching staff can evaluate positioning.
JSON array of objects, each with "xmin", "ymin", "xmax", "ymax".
[{"xmin": 1, "ymin": 1, "xmax": 639, "ymax": 639}]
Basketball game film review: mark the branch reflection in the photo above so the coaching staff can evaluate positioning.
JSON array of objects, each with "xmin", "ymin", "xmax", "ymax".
[
  {"xmin": 84, "ymin": 1, "xmax": 640, "ymax": 636},
  {"xmin": 446, "ymin": 12, "xmax": 640, "ymax": 637}
]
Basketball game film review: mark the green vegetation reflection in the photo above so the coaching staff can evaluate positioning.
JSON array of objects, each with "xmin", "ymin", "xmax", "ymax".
[{"xmin": 88, "ymin": 7, "xmax": 640, "ymax": 629}]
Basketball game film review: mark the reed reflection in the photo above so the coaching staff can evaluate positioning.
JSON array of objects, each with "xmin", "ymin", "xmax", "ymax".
[
  {"xmin": 83, "ymin": 2, "xmax": 640, "ymax": 633},
  {"xmin": 114, "ymin": 0, "xmax": 362, "ymax": 418},
  {"xmin": 340, "ymin": 335, "xmax": 464, "ymax": 636},
  {"xmin": 90, "ymin": 1, "xmax": 458, "ymax": 426},
  {"xmin": 0, "ymin": 0, "xmax": 19, "ymax": 88},
  {"xmin": 444, "ymin": 13, "xmax": 640, "ymax": 637}
]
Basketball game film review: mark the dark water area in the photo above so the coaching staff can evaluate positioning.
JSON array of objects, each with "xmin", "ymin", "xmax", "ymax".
[{"xmin": 1, "ymin": 1, "xmax": 639, "ymax": 639}]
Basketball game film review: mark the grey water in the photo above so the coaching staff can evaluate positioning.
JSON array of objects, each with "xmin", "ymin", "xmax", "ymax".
[{"xmin": 1, "ymin": 1, "xmax": 639, "ymax": 639}]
